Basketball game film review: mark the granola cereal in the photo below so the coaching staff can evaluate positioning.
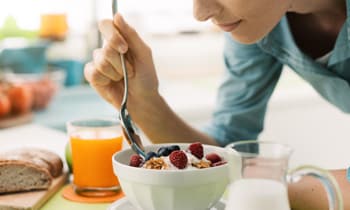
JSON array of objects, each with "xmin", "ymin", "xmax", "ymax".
[{"xmin": 143, "ymin": 157, "xmax": 168, "ymax": 170}]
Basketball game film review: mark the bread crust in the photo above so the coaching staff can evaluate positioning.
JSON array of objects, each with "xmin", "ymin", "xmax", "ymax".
[
  {"xmin": 0, "ymin": 148, "xmax": 63, "ymax": 177},
  {"xmin": 0, "ymin": 159, "xmax": 52, "ymax": 176},
  {"xmin": 0, "ymin": 148, "xmax": 64, "ymax": 194}
]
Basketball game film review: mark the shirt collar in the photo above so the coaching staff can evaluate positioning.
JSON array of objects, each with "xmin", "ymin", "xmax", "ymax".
[
  {"xmin": 312, "ymin": 0, "xmax": 350, "ymax": 66},
  {"xmin": 259, "ymin": 0, "xmax": 350, "ymax": 67},
  {"xmin": 328, "ymin": 0, "xmax": 350, "ymax": 66}
]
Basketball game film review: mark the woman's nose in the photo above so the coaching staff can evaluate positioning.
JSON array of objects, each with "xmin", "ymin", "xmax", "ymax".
[{"xmin": 193, "ymin": 0, "xmax": 218, "ymax": 21}]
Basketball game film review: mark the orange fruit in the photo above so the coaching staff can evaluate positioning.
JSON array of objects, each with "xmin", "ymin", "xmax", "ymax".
[
  {"xmin": 7, "ymin": 84, "xmax": 33, "ymax": 114},
  {"xmin": 0, "ymin": 94, "xmax": 11, "ymax": 117}
]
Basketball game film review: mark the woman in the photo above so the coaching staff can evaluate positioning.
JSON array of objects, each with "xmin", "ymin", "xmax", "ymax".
[{"xmin": 84, "ymin": 0, "xmax": 350, "ymax": 209}]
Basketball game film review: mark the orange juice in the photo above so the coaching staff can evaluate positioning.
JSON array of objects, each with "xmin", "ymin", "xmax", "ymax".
[{"xmin": 70, "ymin": 130, "xmax": 123, "ymax": 188}]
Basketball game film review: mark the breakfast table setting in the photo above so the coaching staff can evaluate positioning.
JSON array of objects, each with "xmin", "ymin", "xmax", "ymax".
[
  {"xmin": 1, "ymin": 74, "xmax": 349, "ymax": 210},
  {"xmin": 0, "ymin": 122, "xmax": 347, "ymax": 210},
  {"xmin": 0, "ymin": 123, "xmax": 230, "ymax": 210}
]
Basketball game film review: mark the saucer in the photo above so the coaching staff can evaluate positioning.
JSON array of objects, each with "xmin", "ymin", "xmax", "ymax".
[{"xmin": 108, "ymin": 197, "xmax": 226, "ymax": 210}]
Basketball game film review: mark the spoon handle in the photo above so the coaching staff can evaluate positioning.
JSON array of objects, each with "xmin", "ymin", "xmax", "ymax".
[
  {"xmin": 112, "ymin": 0, "xmax": 146, "ymax": 158},
  {"xmin": 112, "ymin": 0, "xmax": 118, "ymax": 15}
]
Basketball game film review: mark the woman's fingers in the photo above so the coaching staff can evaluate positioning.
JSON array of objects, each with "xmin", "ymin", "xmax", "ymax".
[
  {"xmin": 113, "ymin": 14, "xmax": 151, "ymax": 59},
  {"xmin": 98, "ymin": 19, "xmax": 135, "ymax": 78},
  {"xmin": 99, "ymin": 19, "xmax": 128, "ymax": 54},
  {"xmin": 84, "ymin": 62, "xmax": 111, "ymax": 86},
  {"xmin": 93, "ymin": 48, "xmax": 122, "ymax": 81}
]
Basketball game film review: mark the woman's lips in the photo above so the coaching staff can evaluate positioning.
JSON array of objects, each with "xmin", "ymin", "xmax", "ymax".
[{"xmin": 217, "ymin": 20, "xmax": 242, "ymax": 32}]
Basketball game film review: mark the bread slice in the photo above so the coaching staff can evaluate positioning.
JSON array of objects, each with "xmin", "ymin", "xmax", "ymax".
[
  {"xmin": 4, "ymin": 148, "xmax": 64, "ymax": 178},
  {"xmin": 0, "ymin": 160, "xmax": 52, "ymax": 194},
  {"xmin": 0, "ymin": 148, "xmax": 63, "ymax": 194}
]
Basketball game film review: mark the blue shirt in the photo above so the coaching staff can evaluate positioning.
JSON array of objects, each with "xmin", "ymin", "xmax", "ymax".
[{"xmin": 204, "ymin": 2, "xmax": 350, "ymax": 146}]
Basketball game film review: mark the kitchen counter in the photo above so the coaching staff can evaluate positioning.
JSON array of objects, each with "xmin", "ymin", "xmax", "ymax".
[{"xmin": 41, "ymin": 187, "xmax": 109, "ymax": 210}]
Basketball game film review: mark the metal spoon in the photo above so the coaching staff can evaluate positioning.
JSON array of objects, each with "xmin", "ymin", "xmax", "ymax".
[{"xmin": 112, "ymin": 0, "xmax": 146, "ymax": 158}]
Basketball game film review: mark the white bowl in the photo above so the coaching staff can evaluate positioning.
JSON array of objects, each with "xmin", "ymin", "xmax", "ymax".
[{"xmin": 112, "ymin": 143, "xmax": 230, "ymax": 210}]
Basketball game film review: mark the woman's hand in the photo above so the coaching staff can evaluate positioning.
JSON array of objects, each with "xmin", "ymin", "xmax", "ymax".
[
  {"xmin": 84, "ymin": 14, "xmax": 218, "ymax": 146},
  {"xmin": 84, "ymin": 14, "xmax": 159, "ymax": 110}
]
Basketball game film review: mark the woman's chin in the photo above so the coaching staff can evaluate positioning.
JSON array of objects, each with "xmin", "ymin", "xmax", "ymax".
[{"xmin": 230, "ymin": 32, "xmax": 263, "ymax": 45}]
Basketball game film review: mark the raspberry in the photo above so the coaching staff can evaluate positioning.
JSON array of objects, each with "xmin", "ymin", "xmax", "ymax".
[
  {"xmin": 211, "ymin": 160, "xmax": 227, "ymax": 167},
  {"xmin": 205, "ymin": 153, "xmax": 222, "ymax": 164},
  {"xmin": 129, "ymin": 154, "xmax": 143, "ymax": 167},
  {"xmin": 169, "ymin": 150, "xmax": 188, "ymax": 169},
  {"xmin": 188, "ymin": 142, "xmax": 203, "ymax": 159}
]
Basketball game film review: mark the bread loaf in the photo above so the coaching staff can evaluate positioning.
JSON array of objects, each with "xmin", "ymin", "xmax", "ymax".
[{"xmin": 0, "ymin": 148, "xmax": 63, "ymax": 194}]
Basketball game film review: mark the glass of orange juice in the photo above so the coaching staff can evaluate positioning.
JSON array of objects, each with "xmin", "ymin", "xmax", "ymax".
[{"xmin": 66, "ymin": 118, "xmax": 123, "ymax": 197}]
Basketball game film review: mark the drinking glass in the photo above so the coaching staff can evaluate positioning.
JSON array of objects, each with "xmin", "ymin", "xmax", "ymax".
[{"xmin": 66, "ymin": 118, "xmax": 123, "ymax": 197}]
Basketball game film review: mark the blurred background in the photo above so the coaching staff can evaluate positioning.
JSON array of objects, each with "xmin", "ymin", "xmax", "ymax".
[{"xmin": 0, "ymin": 0, "xmax": 349, "ymax": 168}]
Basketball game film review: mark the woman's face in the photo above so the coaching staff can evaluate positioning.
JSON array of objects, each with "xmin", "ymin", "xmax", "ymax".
[{"xmin": 193, "ymin": 0, "xmax": 292, "ymax": 44}]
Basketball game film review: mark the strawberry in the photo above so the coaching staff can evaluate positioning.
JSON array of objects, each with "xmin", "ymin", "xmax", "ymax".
[
  {"xmin": 211, "ymin": 161, "xmax": 227, "ymax": 167},
  {"xmin": 129, "ymin": 154, "xmax": 143, "ymax": 167},
  {"xmin": 169, "ymin": 150, "xmax": 188, "ymax": 169},
  {"xmin": 205, "ymin": 153, "xmax": 222, "ymax": 164},
  {"xmin": 188, "ymin": 142, "xmax": 203, "ymax": 159}
]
